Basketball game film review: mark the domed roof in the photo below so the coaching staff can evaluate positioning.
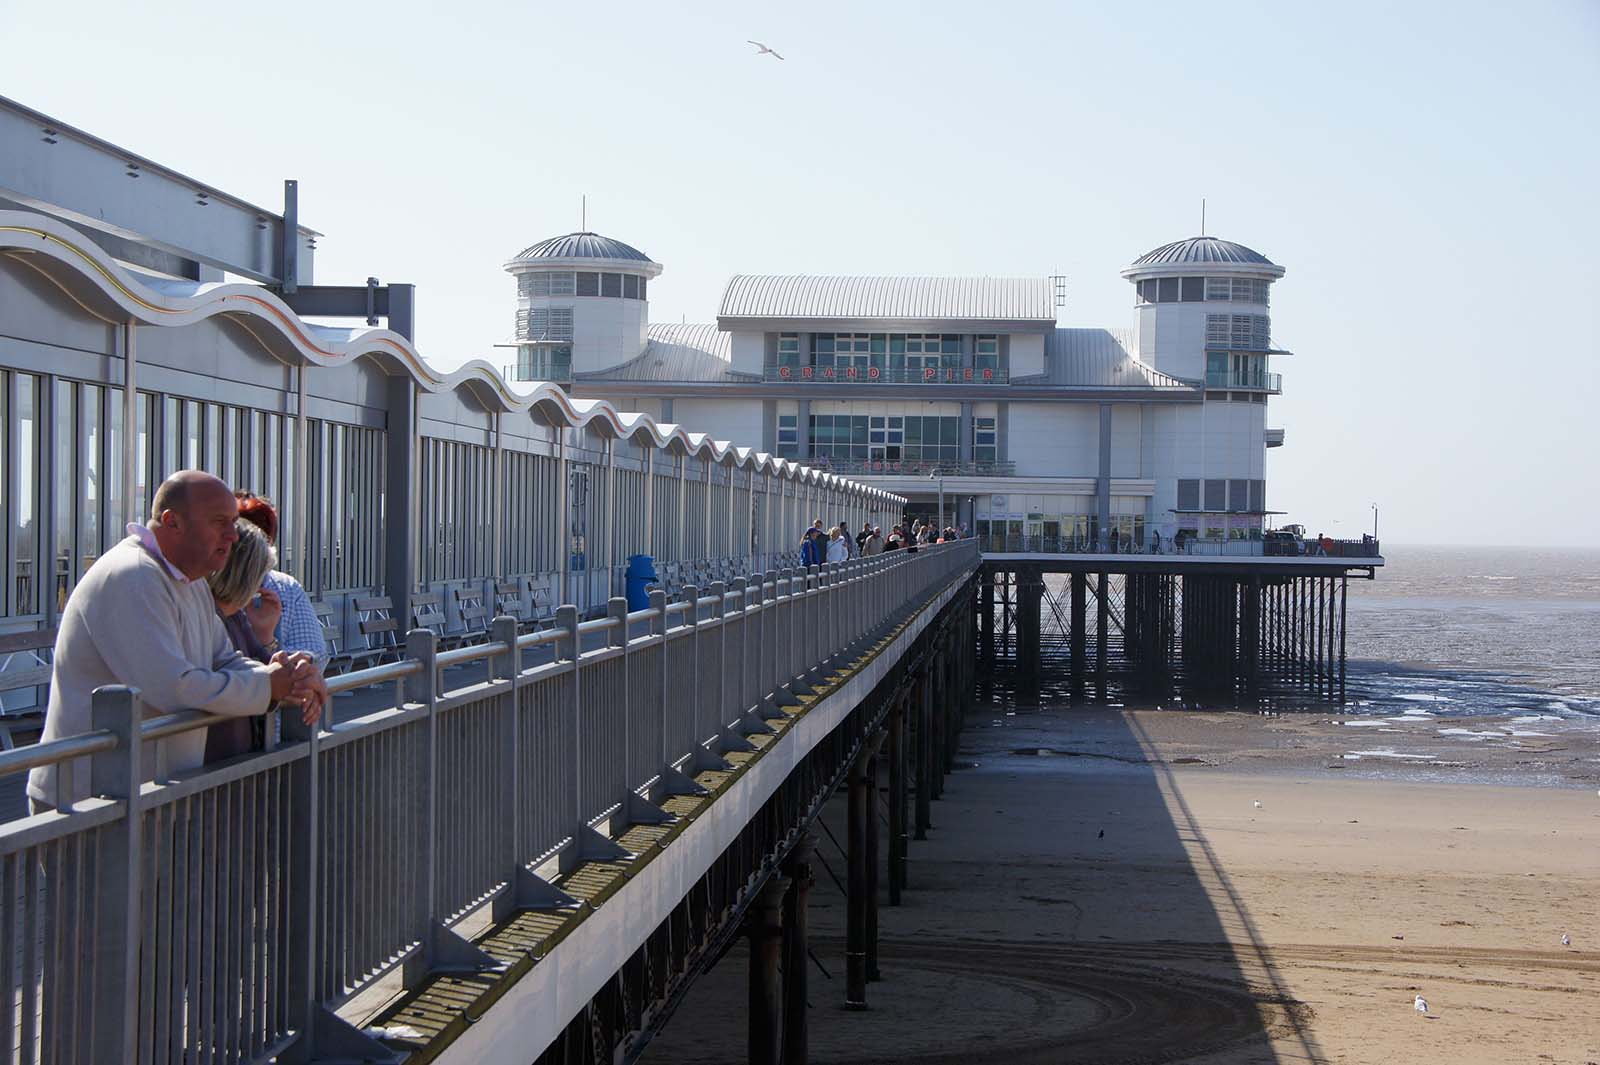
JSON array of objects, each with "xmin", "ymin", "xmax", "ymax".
[
  {"xmin": 511, "ymin": 231, "xmax": 655, "ymax": 265},
  {"xmin": 1132, "ymin": 236, "xmax": 1275, "ymax": 267}
]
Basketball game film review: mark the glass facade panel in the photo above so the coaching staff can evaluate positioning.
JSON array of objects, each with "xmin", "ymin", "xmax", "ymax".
[
  {"xmin": 600, "ymin": 272, "xmax": 622, "ymax": 298},
  {"xmin": 575, "ymin": 272, "xmax": 599, "ymax": 296}
]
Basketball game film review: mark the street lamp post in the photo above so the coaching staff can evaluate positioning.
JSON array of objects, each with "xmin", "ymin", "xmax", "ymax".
[
  {"xmin": 1370, "ymin": 503, "xmax": 1379, "ymax": 542},
  {"xmin": 930, "ymin": 469, "xmax": 945, "ymax": 535}
]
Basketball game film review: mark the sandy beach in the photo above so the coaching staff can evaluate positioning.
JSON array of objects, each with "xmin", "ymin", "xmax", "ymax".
[{"xmin": 641, "ymin": 706, "xmax": 1600, "ymax": 1064}]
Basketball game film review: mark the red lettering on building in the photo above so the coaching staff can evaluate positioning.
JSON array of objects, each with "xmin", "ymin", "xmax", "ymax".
[
  {"xmin": 923, "ymin": 368, "xmax": 936, "ymax": 381},
  {"xmin": 779, "ymin": 366, "xmax": 792, "ymax": 379},
  {"xmin": 846, "ymin": 366, "xmax": 858, "ymax": 379},
  {"xmin": 801, "ymin": 366, "xmax": 813, "ymax": 379},
  {"xmin": 822, "ymin": 367, "xmax": 835, "ymax": 379},
  {"xmin": 982, "ymin": 368, "xmax": 994, "ymax": 381},
  {"xmin": 963, "ymin": 368, "xmax": 974, "ymax": 381},
  {"xmin": 867, "ymin": 366, "xmax": 880, "ymax": 380}
]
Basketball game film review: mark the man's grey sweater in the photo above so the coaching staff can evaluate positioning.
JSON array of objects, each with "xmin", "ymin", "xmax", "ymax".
[{"xmin": 28, "ymin": 534, "xmax": 272, "ymax": 808}]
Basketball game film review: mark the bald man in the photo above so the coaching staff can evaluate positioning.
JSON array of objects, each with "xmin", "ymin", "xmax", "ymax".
[{"xmin": 28, "ymin": 471, "xmax": 320, "ymax": 812}]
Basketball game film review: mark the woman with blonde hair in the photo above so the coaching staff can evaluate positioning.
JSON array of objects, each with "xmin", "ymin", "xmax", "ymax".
[
  {"xmin": 826, "ymin": 525, "xmax": 850, "ymax": 564},
  {"xmin": 205, "ymin": 519, "xmax": 325, "ymax": 761}
]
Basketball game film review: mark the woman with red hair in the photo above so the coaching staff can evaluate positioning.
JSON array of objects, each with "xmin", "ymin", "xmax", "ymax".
[{"xmin": 236, "ymin": 491, "xmax": 327, "ymax": 666}]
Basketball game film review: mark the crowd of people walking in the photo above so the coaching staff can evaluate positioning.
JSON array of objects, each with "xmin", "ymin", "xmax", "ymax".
[{"xmin": 795, "ymin": 516, "xmax": 963, "ymax": 567}]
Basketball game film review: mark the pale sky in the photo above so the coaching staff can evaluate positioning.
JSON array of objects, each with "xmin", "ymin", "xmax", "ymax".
[{"xmin": 4, "ymin": 0, "xmax": 1597, "ymax": 546}]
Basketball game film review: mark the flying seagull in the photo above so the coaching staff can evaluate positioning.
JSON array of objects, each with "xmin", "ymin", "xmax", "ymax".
[{"xmin": 747, "ymin": 40, "xmax": 785, "ymax": 60}]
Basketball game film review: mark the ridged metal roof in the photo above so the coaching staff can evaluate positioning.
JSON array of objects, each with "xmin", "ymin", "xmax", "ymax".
[
  {"xmin": 511, "ymin": 231, "xmax": 655, "ymax": 264},
  {"xmin": 1132, "ymin": 236, "xmax": 1274, "ymax": 267},
  {"xmin": 1024, "ymin": 328, "xmax": 1191, "ymax": 388},
  {"xmin": 578, "ymin": 323, "xmax": 755, "ymax": 383},
  {"xmin": 718, "ymin": 275, "xmax": 1055, "ymax": 321}
]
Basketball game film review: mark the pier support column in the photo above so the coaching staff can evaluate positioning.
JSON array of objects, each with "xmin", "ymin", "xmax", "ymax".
[
  {"xmin": 1070, "ymin": 572, "xmax": 1087, "ymax": 695},
  {"xmin": 846, "ymin": 732, "xmax": 884, "ymax": 1010},
  {"xmin": 781, "ymin": 837, "xmax": 815, "ymax": 1065},
  {"xmin": 979, "ymin": 570, "xmax": 994, "ymax": 666},
  {"xmin": 865, "ymin": 750, "xmax": 882, "ymax": 981},
  {"xmin": 888, "ymin": 693, "xmax": 907, "ymax": 902},
  {"xmin": 1095, "ymin": 573, "xmax": 1108, "ymax": 692},
  {"xmin": 1017, "ymin": 566, "xmax": 1042, "ymax": 680},
  {"xmin": 914, "ymin": 673, "xmax": 931, "ymax": 841},
  {"xmin": 747, "ymin": 875, "xmax": 790, "ymax": 1065},
  {"xmin": 1242, "ymin": 576, "xmax": 1262, "ymax": 698}
]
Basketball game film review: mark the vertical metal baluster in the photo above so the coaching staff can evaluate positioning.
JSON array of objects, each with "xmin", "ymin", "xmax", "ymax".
[{"xmin": 20, "ymin": 846, "xmax": 38, "ymax": 1065}]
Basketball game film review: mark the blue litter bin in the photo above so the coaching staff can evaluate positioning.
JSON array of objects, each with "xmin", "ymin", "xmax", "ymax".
[{"xmin": 625, "ymin": 554, "xmax": 657, "ymax": 611}]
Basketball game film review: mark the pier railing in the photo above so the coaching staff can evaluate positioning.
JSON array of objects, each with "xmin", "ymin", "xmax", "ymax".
[
  {"xmin": 0, "ymin": 540, "xmax": 976, "ymax": 1064},
  {"xmin": 978, "ymin": 534, "xmax": 1381, "ymax": 558}
]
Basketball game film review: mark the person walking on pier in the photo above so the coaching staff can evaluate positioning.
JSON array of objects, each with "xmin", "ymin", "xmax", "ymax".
[
  {"xmin": 856, "ymin": 521, "xmax": 872, "ymax": 556},
  {"xmin": 864, "ymin": 526, "xmax": 884, "ymax": 555},
  {"xmin": 800, "ymin": 527, "xmax": 821, "ymax": 568},
  {"xmin": 27, "ymin": 471, "xmax": 321, "ymax": 813},
  {"xmin": 826, "ymin": 526, "xmax": 850, "ymax": 564},
  {"xmin": 838, "ymin": 517, "xmax": 855, "ymax": 557}
]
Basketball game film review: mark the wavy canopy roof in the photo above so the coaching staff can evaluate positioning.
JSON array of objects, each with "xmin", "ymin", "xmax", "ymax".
[{"xmin": 0, "ymin": 210, "xmax": 896, "ymax": 501}]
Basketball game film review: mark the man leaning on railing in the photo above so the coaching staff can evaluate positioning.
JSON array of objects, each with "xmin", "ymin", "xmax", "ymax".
[{"xmin": 26, "ymin": 471, "xmax": 323, "ymax": 815}]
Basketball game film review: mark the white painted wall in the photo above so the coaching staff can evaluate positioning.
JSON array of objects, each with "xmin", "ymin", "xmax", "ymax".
[
  {"xmin": 672, "ymin": 398, "xmax": 764, "ymax": 451},
  {"xmin": 1110, "ymin": 404, "xmax": 1142, "ymax": 478},
  {"xmin": 1145, "ymin": 398, "xmax": 1268, "ymax": 527},
  {"xmin": 1007, "ymin": 403, "xmax": 1098, "ymax": 477},
  {"xmin": 570, "ymin": 298, "xmax": 649, "ymax": 374},
  {"xmin": 1010, "ymin": 332, "xmax": 1046, "ymax": 377},
  {"xmin": 729, "ymin": 331, "xmax": 764, "ymax": 375}
]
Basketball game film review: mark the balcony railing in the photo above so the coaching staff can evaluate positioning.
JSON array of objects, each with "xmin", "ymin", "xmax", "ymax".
[
  {"xmin": 764, "ymin": 365, "xmax": 1009, "ymax": 385},
  {"xmin": 978, "ymin": 534, "xmax": 1381, "ymax": 558},
  {"xmin": 503, "ymin": 356, "xmax": 574, "ymax": 384},
  {"xmin": 811, "ymin": 459, "xmax": 1017, "ymax": 478},
  {"xmin": 1206, "ymin": 369, "xmax": 1282, "ymax": 393}
]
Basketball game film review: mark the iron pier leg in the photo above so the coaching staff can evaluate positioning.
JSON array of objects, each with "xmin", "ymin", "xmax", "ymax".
[
  {"xmin": 846, "ymin": 733, "xmax": 884, "ymax": 1010},
  {"xmin": 888, "ymin": 695, "xmax": 906, "ymax": 903},
  {"xmin": 1339, "ymin": 576, "xmax": 1348, "ymax": 701},
  {"xmin": 782, "ymin": 838, "xmax": 815, "ymax": 1065},
  {"xmin": 980, "ymin": 569, "xmax": 994, "ymax": 667},
  {"xmin": 1070, "ymin": 571, "xmax": 1087, "ymax": 696},
  {"xmin": 747, "ymin": 875, "xmax": 790, "ymax": 1065},
  {"xmin": 865, "ymin": 751, "xmax": 882, "ymax": 981},
  {"xmin": 1095, "ymin": 572, "xmax": 1108, "ymax": 694},
  {"xmin": 914, "ymin": 675, "xmax": 931, "ymax": 841}
]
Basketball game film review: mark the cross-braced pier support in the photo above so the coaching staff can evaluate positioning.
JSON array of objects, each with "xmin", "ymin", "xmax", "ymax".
[{"xmin": 979, "ymin": 562, "xmax": 1356, "ymax": 702}]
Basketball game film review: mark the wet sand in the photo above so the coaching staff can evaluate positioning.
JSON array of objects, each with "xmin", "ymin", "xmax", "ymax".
[{"xmin": 641, "ymin": 707, "xmax": 1600, "ymax": 1064}]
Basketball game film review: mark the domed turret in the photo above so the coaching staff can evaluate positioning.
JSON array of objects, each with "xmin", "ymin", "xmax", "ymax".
[
  {"xmin": 505, "ymin": 231, "xmax": 664, "ymax": 382},
  {"xmin": 1119, "ymin": 235, "xmax": 1286, "ymax": 381}
]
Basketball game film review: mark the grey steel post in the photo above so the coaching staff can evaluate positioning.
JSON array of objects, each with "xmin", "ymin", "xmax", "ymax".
[
  {"xmin": 730, "ymin": 577, "xmax": 748, "ymax": 721},
  {"xmin": 491, "ymin": 615, "xmax": 521, "ymax": 916},
  {"xmin": 558, "ymin": 605, "xmax": 581, "ymax": 836},
  {"xmin": 88, "ymin": 685, "xmax": 142, "ymax": 1063},
  {"xmin": 283, "ymin": 673, "xmax": 323, "ymax": 1062},
  {"xmin": 649, "ymin": 588, "xmax": 668, "ymax": 769},
  {"xmin": 710, "ymin": 581, "xmax": 728, "ymax": 732},
  {"xmin": 914, "ymin": 671, "xmax": 931, "ymax": 840},
  {"xmin": 682, "ymin": 583, "xmax": 700, "ymax": 748},
  {"xmin": 404, "ymin": 628, "xmax": 447, "ymax": 964},
  {"xmin": 845, "ymin": 729, "xmax": 885, "ymax": 1009},
  {"xmin": 607, "ymin": 596, "xmax": 631, "ymax": 796},
  {"xmin": 764, "ymin": 570, "xmax": 781, "ymax": 703},
  {"xmin": 864, "ymin": 748, "xmax": 881, "ymax": 981}
]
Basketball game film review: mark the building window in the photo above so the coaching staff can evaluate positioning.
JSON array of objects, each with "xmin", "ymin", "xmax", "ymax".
[
  {"xmin": 809, "ymin": 413, "xmax": 958, "ymax": 468},
  {"xmin": 1177, "ymin": 479, "xmax": 1200, "ymax": 511},
  {"xmin": 1227, "ymin": 479, "xmax": 1250, "ymax": 513},
  {"xmin": 973, "ymin": 416, "xmax": 997, "ymax": 463},
  {"xmin": 623, "ymin": 275, "xmax": 640, "ymax": 299},
  {"xmin": 522, "ymin": 307, "xmax": 574, "ymax": 341},
  {"xmin": 1180, "ymin": 277, "xmax": 1205, "ymax": 302},
  {"xmin": 975, "ymin": 335, "xmax": 1000, "ymax": 371},
  {"xmin": 521, "ymin": 271, "xmax": 577, "ymax": 298},
  {"xmin": 1204, "ymin": 277, "xmax": 1270, "ymax": 304},
  {"xmin": 1249, "ymin": 480, "xmax": 1265, "ymax": 513},
  {"xmin": 601, "ymin": 273, "xmax": 622, "ymax": 298},
  {"xmin": 576, "ymin": 272, "xmax": 599, "ymax": 297},
  {"xmin": 1205, "ymin": 314, "xmax": 1270, "ymax": 351},
  {"xmin": 1203, "ymin": 479, "xmax": 1225, "ymax": 511},
  {"xmin": 776, "ymin": 333, "xmax": 801, "ymax": 368},
  {"xmin": 1157, "ymin": 277, "xmax": 1179, "ymax": 302},
  {"xmin": 776, "ymin": 414, "xmax": 799, "ymax": 458}
]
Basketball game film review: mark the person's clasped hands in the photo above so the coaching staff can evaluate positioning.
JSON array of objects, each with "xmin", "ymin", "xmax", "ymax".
[{"xmin": 266, "ymin": 649, "xmax": 326, "ymax": 726}]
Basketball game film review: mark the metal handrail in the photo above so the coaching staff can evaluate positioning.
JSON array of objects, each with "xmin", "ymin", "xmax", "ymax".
[{"xmin": 0, "ymin": 541, "xmax": 980, "ymax": 1062}]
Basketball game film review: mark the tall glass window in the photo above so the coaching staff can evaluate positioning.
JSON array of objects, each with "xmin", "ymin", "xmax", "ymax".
[
  {"xmin": 54, "ymin": 380, "xmax": 75, "ymax": 611},
  {"xmin": 15, "ymin": 375, "xmax": 38, "ymax": 617},
  {"xmin": 776, "ymin": 414, "xmax": 799, "ymax": 457},
  {"xmin": 776, "ymin": 334, "xmax": 801, "ymax": 368},
  {"xmin": 974, "ymin": 335, "xmax": 1000, "ymax": 371},
  {"xmin": 973, "ymin": 417, "xmax": 997, "ymax": 463}
]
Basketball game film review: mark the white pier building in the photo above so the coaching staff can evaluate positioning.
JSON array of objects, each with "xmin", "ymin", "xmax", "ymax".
[{"xmin": 506, "ymin": 232, "xmax": 1290, "ymax": 550}]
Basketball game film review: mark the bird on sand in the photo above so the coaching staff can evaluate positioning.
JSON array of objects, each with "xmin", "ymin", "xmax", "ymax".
[
  {"xmin": 1413, "ymin": 995, "xmax": 1428, "ymax": 1015},
  {"xmin": 747, "ymin": 40, "xmax": 785, "ymax": 60},
  {"xmin": 1253, "ymin": 800, "xmax": 1263, "ymax": 809},
  {"xmin": 1561, "ymin": 933, "xmax": 1571, "ymax": 947}
]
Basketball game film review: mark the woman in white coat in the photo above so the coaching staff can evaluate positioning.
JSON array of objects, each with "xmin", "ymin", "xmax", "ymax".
[{"xmin": 826, "ymin": 525, "xmax": 850, "ymax": 563}]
